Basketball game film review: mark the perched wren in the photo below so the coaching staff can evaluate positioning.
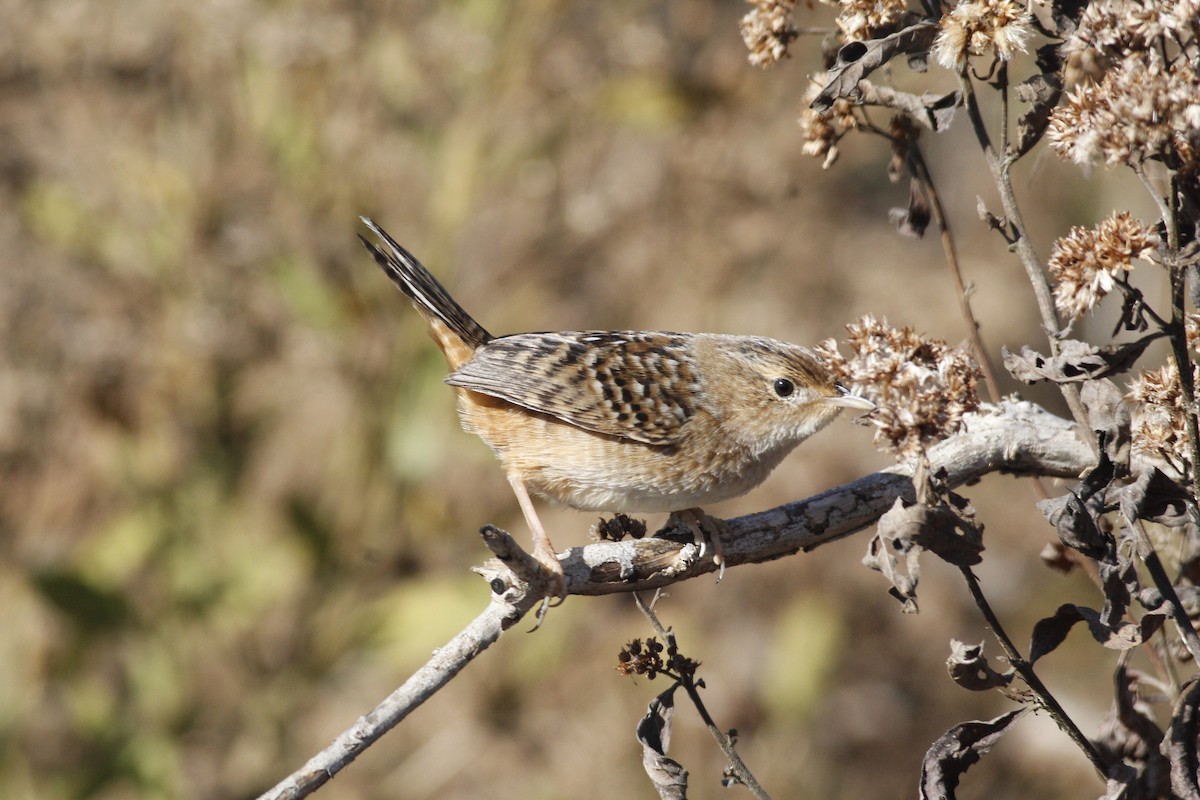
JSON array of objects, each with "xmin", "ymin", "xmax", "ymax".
[{"xmin": 359, "ymin": 218, "xmax": 871, "ymax": 595}]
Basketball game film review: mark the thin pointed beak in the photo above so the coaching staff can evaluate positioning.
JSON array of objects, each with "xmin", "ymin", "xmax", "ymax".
[{"xmin": 825, "ymin": 384, "xmax": 875, "ymax": 410}]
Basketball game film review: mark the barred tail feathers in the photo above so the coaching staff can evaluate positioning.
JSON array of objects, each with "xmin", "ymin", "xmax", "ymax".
[{"xmin": 359, "ymin": 217, "xmax": 492, "ymax": 367}]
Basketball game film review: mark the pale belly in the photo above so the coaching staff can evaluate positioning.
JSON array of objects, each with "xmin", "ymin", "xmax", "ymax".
[{"xmin": 460, "ymin": 398, "xmax": 794, "ymax": 513}]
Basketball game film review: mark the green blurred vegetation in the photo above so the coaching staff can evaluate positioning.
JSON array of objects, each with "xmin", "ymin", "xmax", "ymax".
[{"xmin": 0, "ymin": 1, "xmax": 1134, "ymax": 798}]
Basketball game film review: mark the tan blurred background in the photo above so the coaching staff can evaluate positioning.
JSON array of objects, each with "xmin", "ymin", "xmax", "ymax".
[{"xmin": 0, "ymin": 1, "xmax": 1159, "ymax": 798}]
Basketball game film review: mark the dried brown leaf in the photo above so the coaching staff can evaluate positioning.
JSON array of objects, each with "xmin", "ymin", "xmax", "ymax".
[
  {"xmin": 1002, "ymin": 337, "xmax": 1157, "ymax": 385},
  {"xmin": 1014, "ymin": 45, "xmax": 1063, "ymax": 158},
  {"xmin": 1165, "ymin": 677, "xmax": 1200, "ymax": 800},
  {"xmin": 890, "ymin": 178, "xmax": 931, "ymax": 239},
  {"xmin": 636, "ymin": 686, "xmax": 688, "ymax": 799},
  {"xmin": 1037, "ymin": 492, "xmax": 1110, "ymax": 559},
  {"xmin": 946, "ymin": 640, "xmax": 1013, "ymax": 692},
  {"xmin": 1081, "ymin": 379, "xmax": 1132, "ymax": 471},
  {"xmin": 864, "ymin": 497, "xmax": 923, "ymax": 613},
  {"xmin": 812, "ymin": 22, "xmax": 939, "ymax": 111},
  {"xmin": 919, "ymin": 710, "xmax": 1026, "ymax": 800},
  {"xmin": 1093, "ymin": 665, "xmax": 1169, "ymax": 799},
  {"xmin": 1028, "ymin": 603, "xmax": 1165, "ymax": 664},
  {"xmin": 1120, "ymin": 468, "xmax": 1196, "ymax": 531}
]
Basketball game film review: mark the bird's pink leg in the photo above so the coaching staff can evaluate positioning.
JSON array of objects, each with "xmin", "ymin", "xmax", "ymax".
[{"xmin": 507, "ymin": 472, "xmax": 566, "ymax": 599}]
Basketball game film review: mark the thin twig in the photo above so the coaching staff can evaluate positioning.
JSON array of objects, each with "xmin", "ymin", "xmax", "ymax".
[
  {"xmin": 1162, "ymin": 172, "xmax": 1200, "ymax": 524},
  {"xmin": 1133, "ymin": 162, "xmax": 1173, "ymax": 227},
  {"xmin": 957, "ymin": 72, "xmax": 1091, "ymax": 433},
  {"xmin": 959, "ymin": 567, "xmax": 1108, "ymax": 778},
  {"xmin": 906, "ymin": 139, "xmax": 1001, "ymax": 400},
  {"xmin": 634, "ymin": 594, "xmax": 773, "ymax": 800}
]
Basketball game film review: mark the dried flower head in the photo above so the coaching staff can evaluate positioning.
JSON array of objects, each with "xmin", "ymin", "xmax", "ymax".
[
  {"xmin": 1130, "ymin": 363, "xmax": 1191, "ymax": 470},
  {"xmin": 1047, "ymin": 52, "xmax": 1200, "ymax": 168},
  {"xmin": 800, "ymin": 73, "xmax": 859, "ymax": 168},
  {"xmin": 932, "ymin": 0, "xmax": 1033, "ymax": 72},
  {"xmin": 1064, "ymin": 0, "xmax": 1200, "ymax": 63},
  {"xmin": 817, "ymin": 316, "xmax": 981, "ymax": 458},
  {"xmin": 821, "ymin": 0, "xmax": 910, "ymax": 42},
  {"xmin": 1047, "ymin": 211, "xmax": 1159, "ymax": 320},
  {"xmin": 741, "ymin": 0, "xmax": 799, "ymax": 68}
]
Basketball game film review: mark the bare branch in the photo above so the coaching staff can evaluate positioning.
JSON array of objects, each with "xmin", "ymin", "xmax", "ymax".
[
  {"xmin": 258, "ymin": 585, "xmax": 543, "ymax": 800},
  {"xmin": 258, "ymin": 400, "xmax": 1092, "ymax": 799}
]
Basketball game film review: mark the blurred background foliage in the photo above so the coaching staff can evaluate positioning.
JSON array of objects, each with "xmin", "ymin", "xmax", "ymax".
[{"xmin": 0, "ymin": 1, "xmax": 1158, "ymax": 798}]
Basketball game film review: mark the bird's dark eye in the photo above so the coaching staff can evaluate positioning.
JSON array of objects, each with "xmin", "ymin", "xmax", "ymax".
[{"xmin": 773, "ymin": 378, "xmax": 795, "ymax": 397}]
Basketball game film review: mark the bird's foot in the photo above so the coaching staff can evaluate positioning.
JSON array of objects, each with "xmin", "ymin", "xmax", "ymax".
[
  {"xmin": 527, "ymin": 545, "xmax": 567, "ymax": 631},
  {"xmin": 671, "ymin": 508, "xmax": 728, "ymax": 582}
]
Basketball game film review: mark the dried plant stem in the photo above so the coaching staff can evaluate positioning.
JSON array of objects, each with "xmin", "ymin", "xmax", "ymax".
[
  {"xmin": 1145, "ymin": 547, "xmax": 1200, "ymax": 663},
  {"xmin": 634, "ymin": 594, "xmax": 772, "ymax": 800},
  {"xmin": 1170, "ymin": 263, "xmax": 1200, "ymax": 523},
  {"xmin": 907, "ymin": 141, "xmax": 1001, "ymax": 401},
  {"xmin": 958, "ymin": 567, "xmax": 1108, "ymax": 777},
  {"xmin": 957, "ymin": 72, "xmax": 1090, "ymax": 431},
  {"xmin": 1162, "ymin": 172, "xmax": 1200, "ymax": 521},
  {"xmin": 1123, "ymin": 514, "xmax": 1200, "ymax": 662}
]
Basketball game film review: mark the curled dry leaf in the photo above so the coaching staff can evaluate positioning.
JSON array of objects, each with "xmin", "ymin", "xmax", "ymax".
[
  {"xmin": 1081, "ymin": 380, "xmax": 1132, "ymax": 472},
  {"xmin": 1119, "ymin": 467, "xmax": 1196, "ymax": 532},
  {"xmin": 1165, "ymin": 677, "xmax": 1200, "ymax": 800},
  {"xmin": 1028, "ymin": 603, "xmax": 1165, "ymax": 665},
  {"xmin": 1092, "ymin": 664, "xmax": 1170, "ymax": 799},
  {"xmin": 812, "ymin": 22, "xmax": 939, "ymax": 111},
  {"xmin": 636, "ymin": 685, "xmax": 688, "ymax": 800},
  {"xmin": 864, "ymin": 497, "xmax": 924, "ymax": 613},
  {"xmin": 946, "ymin": 640, "xmax": 1013, "ymax": 692},
  {"xmin": 1036, "ymin": 492, "xmax": 1110, "ymax": 560},
  {"xmin": 890, "ymin": 178, "xmax": 932, "ymax": 239},
  {"xmin": 919, "ymin": 709, "xmax": 1027, "ymax": 800},
  {"xmin": 1001, "ymin": 336, "xmax": 1160, "ymax": 385},
  {"xmin": 865, "ymin": 495, "xmax": 983, "ymax": 612},
  {"xmin": 1038, "ymin": 441, "xmax": 1120, "ymax": 559},
  {"xmin": 1013, "ymin": 45, "xmax": 1064, "ymax": 158}
]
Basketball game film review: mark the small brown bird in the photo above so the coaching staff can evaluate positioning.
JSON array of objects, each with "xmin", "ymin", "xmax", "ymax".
[{"xmin": 360, "ymin": 217, "xmax": 871, "ymax": 595}]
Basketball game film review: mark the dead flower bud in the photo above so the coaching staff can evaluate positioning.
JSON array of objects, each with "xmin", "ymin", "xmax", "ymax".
[
  {"xmin": 741, "ymin": 0, "xmax": 799, "ymax": 68},
  {"xmin": 1129, "ymin": 363, "xmax": 1193, "ymax": 470},
  {"xmin": 1047, "ymin": 211, "xmax": 1159, "ymax": 320},
  {"xmin": 817, "ymin": 316, "xmax": 981, "ymax": 458},
  {"xmin": 932, "ymin": 0, "xmax": 1033, "ymax": 72}
]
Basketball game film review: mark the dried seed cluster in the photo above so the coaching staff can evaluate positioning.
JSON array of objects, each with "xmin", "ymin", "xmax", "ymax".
[
  {"xmin": 616, "ymin": 637, "xmax": 698, "ymax": 680},
  {"xmin": 1047, "ymin": 211, "xmax": 1159, "ymax": 320},
  {"xmin": 818, "ymin": 316, "xmax": 981, "ymax": 458}
]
